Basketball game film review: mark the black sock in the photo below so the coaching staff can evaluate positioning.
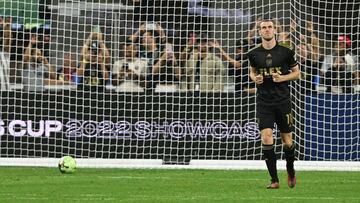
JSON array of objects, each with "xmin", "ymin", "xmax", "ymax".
[
  {"xmin": 263, "ymin": 144, "xmax": 278, "ymax": 182},
  {"xmin": 284, "ymin": 143, "xmax": 295, "ymax": 177}
]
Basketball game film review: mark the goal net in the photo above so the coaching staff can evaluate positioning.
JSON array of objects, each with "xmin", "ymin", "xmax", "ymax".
[{"xmin": 0, "ymin": 0, "xmax": 359, "ymax": 169}]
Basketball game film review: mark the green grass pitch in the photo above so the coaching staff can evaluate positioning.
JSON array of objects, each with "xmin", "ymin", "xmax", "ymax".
[{"xmin": 0, "ymin": 167, "xmax": 359, "ymax": 203}]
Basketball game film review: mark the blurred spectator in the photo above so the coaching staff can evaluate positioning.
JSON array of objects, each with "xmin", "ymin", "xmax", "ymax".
[
  {"xmin": 303, "ymin": 21, "xmax": 321, "ymax": 63},
  {"xmin": 296, "ymin": 43, "xmax": 319, "ymax": 94},
  {"xmin": 77, "ymin": 40, "xmax": 110, "ymax": 92},
  {"xmin": 354, "ymin": 71, "xmax": 360, "ymax": 85},
  {"xmin": 130, "ymin": 23, "xmax": 180, "ymax": 91},
  {"xmin": 210, "ymin": 39, "xmax": 255, "ymax": 94},
  {"xmin": 129, "ymin": 22, "xmax": 167, "ymax": 45},
  {"xmin": 180, "ymin": 37, "xmax": 225, "ymax": 92},
  {"xmin": 278, "ymin": 32, "xmax": 292, "ymax": 48},
  {"xmin": 179, "ymin": 32, "xmax": 199, "ymax": 67},
  {"xmin": 80, "ymin": 31, "xmax": 111, "ymax": 68},
  {"xmin": 30, "ymin": 25, "xmax": 51, "ymax": 60},
  {"xmin": 0, "ymin": 16, "xmax": 12, "ymax": 53},
  {"xmin": 58, "ymin": 53, "xmax": 77, "ymax": 82},
  {"xmin": 321, "ymin": 35, "xmax": 357, "ymax": 74},
  {"xmin": 10, "ymin": 24, "xmax": 52, "ymax": 85},
  {"xmin": 247, "ymin": 17, "xmax": 262, "ymax": 46},
  {"xmin": 22, "ymin": 48, "xmax": 70, "ymax": 91},
  {"xmin": 112, "ymin": 42, "xmax": 147, "ymax": 92},
  {"xmin": 276, "ymin": 20, "xmax": 317, "ymax": 52},
  {"xmin": 324, "ymin": 57, "xmax": 353, "ymax": 93},
  {"xmin": 273, "ymin": 18, "xmax": 284, "ymax": 33},
  {"xmin": 24, "ymin": 34, "xmax": 56, "ymax": 80},
  {"xmin": 0, "ymin": 16, "xmax": 12, "ymax": 90},
  {"xmin": 289, "ymin": 20, "xmax": 324, "ymax": 93},
  {"xmin": 353, "ymin": 71, "xmax": 360, "ymax": 92}
]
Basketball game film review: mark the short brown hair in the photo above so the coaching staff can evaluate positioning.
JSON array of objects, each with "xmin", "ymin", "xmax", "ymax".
[{"xmin": 258, "ymin": 19, "xmax": 275, "ymax": 29}]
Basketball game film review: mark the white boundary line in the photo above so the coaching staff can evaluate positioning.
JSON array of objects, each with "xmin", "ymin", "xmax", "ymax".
[{"xmin": 0, "ymin": 158, "xmax": 359, "ymax": 171}]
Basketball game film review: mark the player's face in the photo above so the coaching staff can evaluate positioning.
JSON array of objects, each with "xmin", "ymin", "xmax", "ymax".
[{"xmin": 259, "ymin": 21, "xmax": 275, "ymax": 41}]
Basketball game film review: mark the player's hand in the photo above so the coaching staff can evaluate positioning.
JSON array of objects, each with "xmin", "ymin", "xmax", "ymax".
[
  {"xmin": 272, "ymin": 73, "xmax": 283, "ymax": 82},
  {"xmin": 255, "ymin": 74, "xmax": 264, "ymax": 84}
]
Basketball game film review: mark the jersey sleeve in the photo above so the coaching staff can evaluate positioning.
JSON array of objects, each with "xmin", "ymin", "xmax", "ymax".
[
  {"xmin": 247, "ymin": 51, "xmax": 256, "ymax": 67},
  {"xmin": 287, "ymin": 49, "xmax": 298, "ymax": 67}
]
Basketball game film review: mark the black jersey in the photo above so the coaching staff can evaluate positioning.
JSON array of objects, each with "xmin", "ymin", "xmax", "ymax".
[{"xmin": 248, "ymin": 42, "xmax": 298, "ymax": 105}]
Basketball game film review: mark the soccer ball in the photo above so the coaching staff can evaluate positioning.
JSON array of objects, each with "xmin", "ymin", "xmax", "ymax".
[{"xmin": 58, "ymin": 156, "xmax": 77, "ymax": 173}]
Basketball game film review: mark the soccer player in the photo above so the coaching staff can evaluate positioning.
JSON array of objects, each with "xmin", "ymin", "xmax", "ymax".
[{"xmin": 248, "ymin": 19, "xmax": 300, "ymax": 189}]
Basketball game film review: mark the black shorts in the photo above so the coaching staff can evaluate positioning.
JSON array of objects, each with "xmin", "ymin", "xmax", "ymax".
[{"xmin": 257, "ymin": 102, "xmax": 293, "ymax": 133}]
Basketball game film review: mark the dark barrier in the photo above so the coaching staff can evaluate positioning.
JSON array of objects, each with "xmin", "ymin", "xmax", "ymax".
[
  {"xmin": 3, "ymin": 91, "xmax": 358, "ymax": 161},
  {"xmin": 1, "ymin": 91, "xmax": 263, "ymax": 162}
]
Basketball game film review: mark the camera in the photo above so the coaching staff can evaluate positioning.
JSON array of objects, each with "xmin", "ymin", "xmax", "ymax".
[
  {"xmin": 90, "ymin": 41, "xmax": 100, "ymax": 54},
  {"xmin": 123, "ymin": 63, "xmax": 129, "ymax": 70}
]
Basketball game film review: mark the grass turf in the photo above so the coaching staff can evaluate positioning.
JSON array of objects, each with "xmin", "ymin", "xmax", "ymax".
[{"xmin": 0, "ymin": 167, "xmax": 359, "ymax": 203}]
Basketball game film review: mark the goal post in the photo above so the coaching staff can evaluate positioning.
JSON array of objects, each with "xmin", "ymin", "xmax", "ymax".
[{"xmin": 0, "ymin": 0, "xmax": 359, "ymax": 170}]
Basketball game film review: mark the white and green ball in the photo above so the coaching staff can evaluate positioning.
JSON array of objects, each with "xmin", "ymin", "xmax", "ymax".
[{"xmin": 58, "ymin": 156, "xmax": 77, "ymax": 173}]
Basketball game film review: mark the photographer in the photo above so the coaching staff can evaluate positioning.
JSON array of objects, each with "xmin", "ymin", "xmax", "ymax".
[
  {"xmin": 77, "ymin": 41, "xmax": 109, "ymax": 92},
  {"xmin": 180, "ymin": 36, "xmax": 225, "ymax": 92},
  {"xmin": 24, "ymin": 44, "xmax": 54, "ymax": 77},
  {"xmin": 80, "ymin": 31, "xmax": 110, "ymax": 66},
  {"xmin": 112, "ymin": 42, "xmax": 147, "ymax": 92},
  {"xmin": 0, "ymin": 16, "xmax": 12, "ymax": 90},
  {"xmin": 24, "ymin": 25, "xmax": 51, "ymax": 62},
  {"xmin": 23, "ymin": 48, "xmax": 71, "ymax": 91},
  {"xmin": 130, "ymin": 22, "xmax": 180, "ymax": 91},
  {"xmin": 325, "ymin": 57, "xmax": 353, "ymax": 93}
]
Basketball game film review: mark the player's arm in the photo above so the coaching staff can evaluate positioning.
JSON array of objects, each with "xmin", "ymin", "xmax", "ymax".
[
  {"xmin": 249, "ymin": 66, "xmax": 263, "ymax": 84},
  {"xmin": 272, "ymin": 65, "xmax": 300, "ymax": 83}
]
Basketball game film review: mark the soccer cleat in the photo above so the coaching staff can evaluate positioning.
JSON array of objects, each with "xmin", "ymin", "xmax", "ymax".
[
  {"xmin": 287, "ymin": 174, "xmax": 297, "ymax": 188},
  {"xmin": 266, "ymin": 181, "xmax": 280, "ymax": 189},
  {"xmin": 287, "ymin": 168, "xmax": 296, "ymax": 188}
]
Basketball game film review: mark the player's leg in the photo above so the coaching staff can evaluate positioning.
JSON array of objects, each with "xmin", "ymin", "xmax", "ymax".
[
  {"xmin": 275, "ymin": 103, "xmax": 296, "ymax": 188},
  {"xmin": 258, "ymin": 105, "xmax": 279, "ymax": 189},
  {"xmin": 261, "ymin": 128, "xmax": 279, "ymax": 189},
  {"xmin": 281, "ymin": 132, "xmax": 296, "ymax": 188}
]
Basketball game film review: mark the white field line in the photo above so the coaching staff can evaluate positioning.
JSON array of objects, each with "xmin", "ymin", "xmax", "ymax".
[{"xmin": 103, "ymin": 176, "xmax": 263, "ymax": 181}]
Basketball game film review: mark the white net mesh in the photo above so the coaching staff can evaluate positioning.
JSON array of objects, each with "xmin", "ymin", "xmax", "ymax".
[{"xmin": 0, "ymin": 0, "xmax": 359, "ymax": 164}]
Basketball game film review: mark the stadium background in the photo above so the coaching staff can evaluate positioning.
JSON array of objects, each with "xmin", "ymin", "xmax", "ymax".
[{"xmin": 0, "ymin": 0, "xmax": 359, "ymax": 163}]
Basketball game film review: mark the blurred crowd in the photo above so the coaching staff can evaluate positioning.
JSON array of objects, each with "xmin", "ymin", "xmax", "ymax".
[{"xmin": 0, "ymin": 16, "xmax": 359, "ymax": 94}]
